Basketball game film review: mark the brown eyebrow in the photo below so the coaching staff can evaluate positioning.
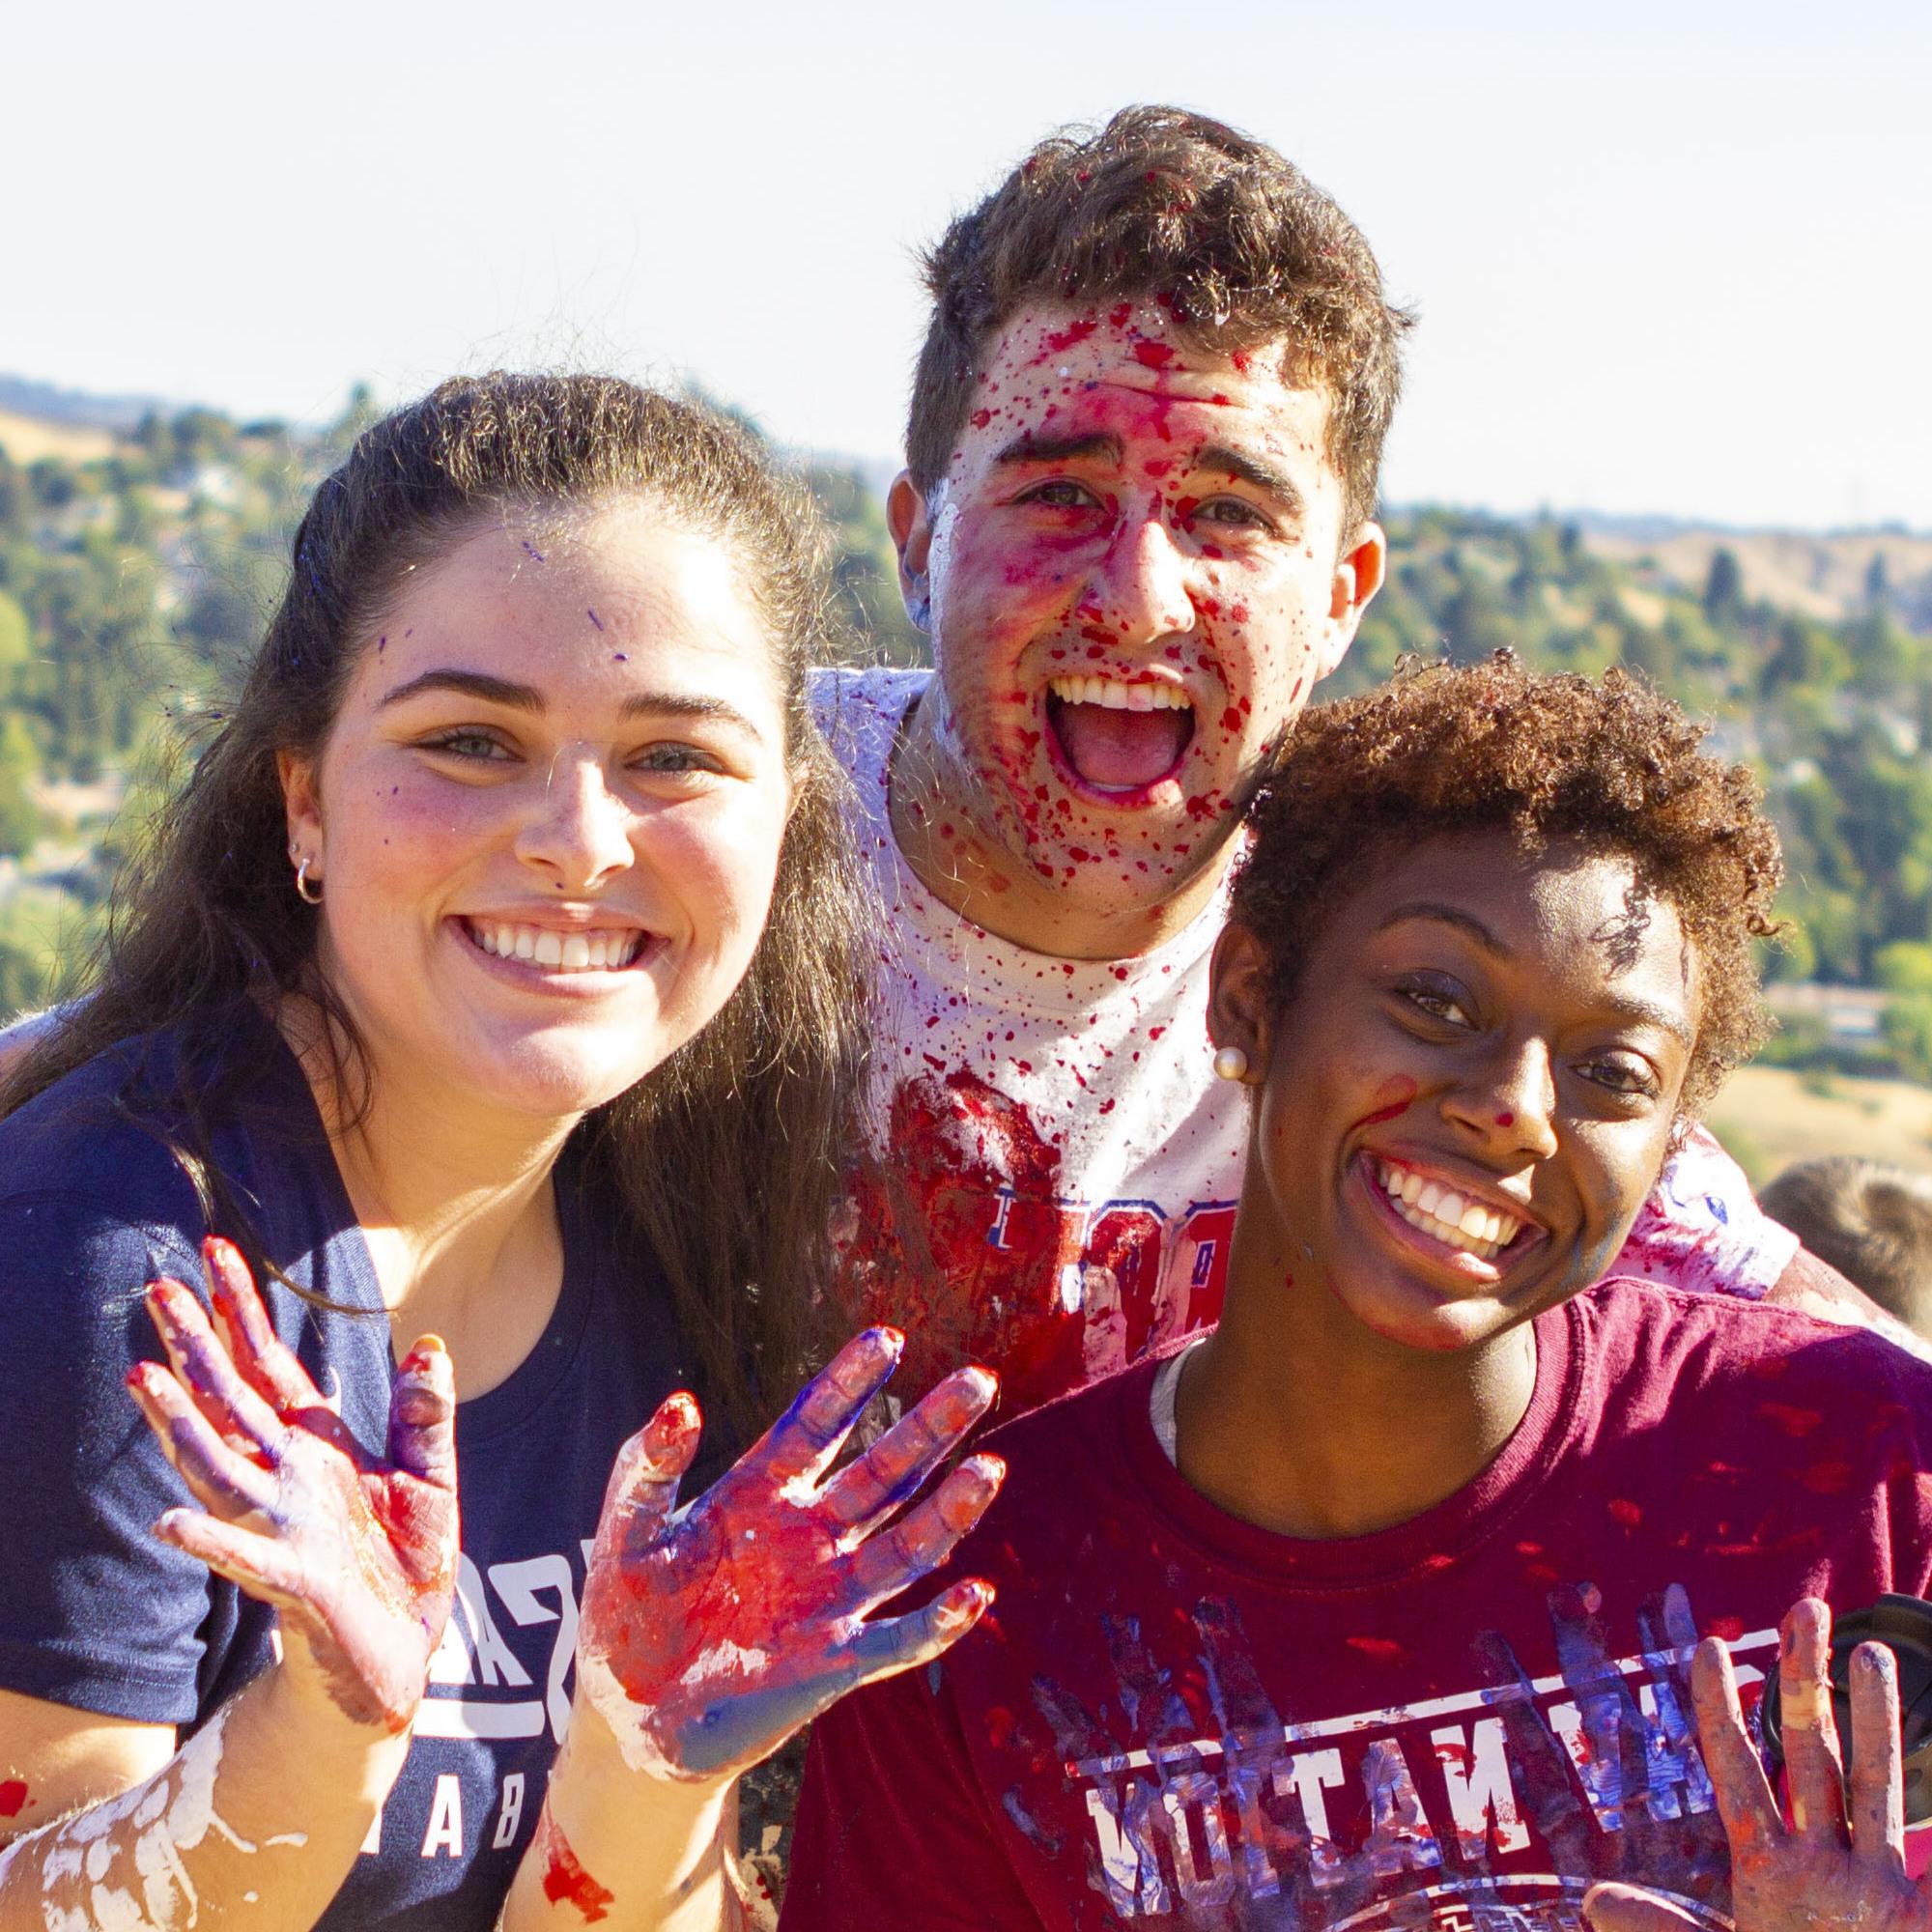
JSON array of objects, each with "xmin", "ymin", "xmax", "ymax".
[
  {"xmin": 377, "ymin": 668, "xmax": 765, "ymax": 739},
  {"xmin": 990, "ymin": 430, "xmax": 1122, "ymax": 469},
  {"xmin": 1378, "ymin": 902, "xmax": 1694, "ymax": 1046},
  {"xmin": 1194, "ymin": 443, "xmax": 1305, "ymax": 517}
]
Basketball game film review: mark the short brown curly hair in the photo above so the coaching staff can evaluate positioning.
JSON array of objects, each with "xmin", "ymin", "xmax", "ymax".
[
  {"xmin": 906, "ymin": 105, "xmax": 1412, "ymax": 534},
  {"xmin": 1231, "ymin": 654, "xmax": 1784, "ymax": 1116}
]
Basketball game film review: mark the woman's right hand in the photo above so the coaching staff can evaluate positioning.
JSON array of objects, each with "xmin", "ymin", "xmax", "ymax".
[
  {"xmin": 127, "ymin": 1236, "xmax": 460, "ymax": 1735},
  {"xmin": 573, "ymin": 1327, "xmax": 1004, "ymax": 1783}
]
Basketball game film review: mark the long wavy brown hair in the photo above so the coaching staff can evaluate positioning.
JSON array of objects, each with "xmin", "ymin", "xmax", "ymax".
[{"xmin": 0, "ymin": 373, "xmax": 877, "ymax": 1442}]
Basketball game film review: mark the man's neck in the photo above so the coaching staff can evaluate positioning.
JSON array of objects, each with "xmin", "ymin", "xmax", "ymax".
[{"xmin": 888, "ymin": 684, "xmax": 1234, "ymax": 962}]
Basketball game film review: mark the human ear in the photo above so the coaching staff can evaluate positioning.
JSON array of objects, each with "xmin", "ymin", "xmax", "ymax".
[
  {"xmin": 1315, "ymin": 519, "xmax": 1388, "ymax": 677},
  {"xmin": 1207, "ymin": 922, "xmax": 1276, "ymax": 1085},
  {"xmin": 278, "ymin": 748, "xmax": 325, "ymax": 869},
  {"xmin": 887, "ymin": 472, "xmax": 934, "ymax": 636}
]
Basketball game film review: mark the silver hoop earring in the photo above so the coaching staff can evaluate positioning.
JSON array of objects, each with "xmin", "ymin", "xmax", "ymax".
[
  {"xmin": 1212, "ymin": 1045, "xmax": 1249, "ymax": 1084},
  {"xmin": 295, "ymin": 857, "xmax": 324, "ymax": 906}
]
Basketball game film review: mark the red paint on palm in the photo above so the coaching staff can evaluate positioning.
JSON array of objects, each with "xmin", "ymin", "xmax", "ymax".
[
  {"xmin": 535, "ymin": 1807, "xmax": 614, "ymax": 1923},
  {"xmin": 574, "ymin": 1331, "xmax": 1002, "ymax": 1781},
  {"xmin": 128, "ymin": 1239, "xmax": 459, "ymax": 1735}
]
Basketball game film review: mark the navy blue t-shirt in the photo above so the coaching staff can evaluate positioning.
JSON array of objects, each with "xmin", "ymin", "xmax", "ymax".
[{"xmin": 0, "ymin": 1005, "xmax": 719, "ymax": 1928}]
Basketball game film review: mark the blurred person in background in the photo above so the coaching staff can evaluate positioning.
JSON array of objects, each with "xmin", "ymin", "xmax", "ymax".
[{"xmin": 1760, "ymin": 1154, "xmax": 1932, "ymax": 1339}]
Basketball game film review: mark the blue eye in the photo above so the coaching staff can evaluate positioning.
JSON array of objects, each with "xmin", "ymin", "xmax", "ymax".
[
  {"xmin": 632, "ymin": 744, "xmax": 725, "ymax": 777},
  {"xmin": 421, "ymin": 729, "xmax": 513, "ymax": 761}
]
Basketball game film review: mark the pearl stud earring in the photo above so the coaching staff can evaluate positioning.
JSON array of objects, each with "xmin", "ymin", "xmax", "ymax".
[{"xmin": 1212, "ymin": 1045, "xmax": 1250, "ymax": 1083}]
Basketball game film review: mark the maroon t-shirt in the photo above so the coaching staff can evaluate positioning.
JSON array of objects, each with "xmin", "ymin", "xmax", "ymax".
[{"xmin": 783, "ymin": 1281, "xmax": 1932, "ymax": 1931}]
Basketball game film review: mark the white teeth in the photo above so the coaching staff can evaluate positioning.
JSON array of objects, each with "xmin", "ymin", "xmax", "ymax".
[
  {"xmin": 1372, "ymin": 1158, "xmax": 1525, "ymax": 1262},
  {"xmin": 469, "ymin": 921, "xmax": 640, "ymax": 972},
  {"xmin": 1048, "ymin": 675, "xmax": 1192, "ymax": 712}
]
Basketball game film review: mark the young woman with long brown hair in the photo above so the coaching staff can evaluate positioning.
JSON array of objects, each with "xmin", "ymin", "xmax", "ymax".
[{"xmin": 0, "ymin": 374, "xmax": 1002, "ymax": 1929}]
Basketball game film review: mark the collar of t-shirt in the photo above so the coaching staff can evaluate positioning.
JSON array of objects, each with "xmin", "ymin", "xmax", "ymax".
[{"xmin": 1127, "ymin": 1303, "xmax": 1582, "ymax": 1588}]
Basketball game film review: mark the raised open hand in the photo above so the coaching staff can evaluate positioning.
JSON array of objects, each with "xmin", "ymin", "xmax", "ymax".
[
  {"xmin": 126, "ymin": 1236, "xmax": 459, "ymax": 1735},
  {"xmin": 1584, "ymin": 1598, "xmax": 1930, "ymax": 1932},
  {"xmin": 575, "ymin": 1326, "xmax": 1003, "ymax": 1782}
]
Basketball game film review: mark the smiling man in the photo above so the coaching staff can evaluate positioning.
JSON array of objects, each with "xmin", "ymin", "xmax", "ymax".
[{"xmin": 818, "ymin": 106, "xmax": 1837, "ymax": 1416}]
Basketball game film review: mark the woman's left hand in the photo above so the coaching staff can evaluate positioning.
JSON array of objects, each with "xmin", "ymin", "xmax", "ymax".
[
  {"xmin": 573, "ymin": 1326, "xmax": 1003, "ymax": 1783},
  {"xmin": 1583, "ymin": 1597, "xmax": 1931, "ymax": 1932}
]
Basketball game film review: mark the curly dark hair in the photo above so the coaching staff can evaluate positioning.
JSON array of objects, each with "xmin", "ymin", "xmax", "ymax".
[{"xmin": 1231, "ymin": 654, "xmax": 1784, "ymax": 1116}]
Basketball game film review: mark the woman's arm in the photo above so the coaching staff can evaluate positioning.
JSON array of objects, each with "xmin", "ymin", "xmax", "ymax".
[
  {"xmin": 498, "ymin": 1328, "xmax": 1005, "ymax": 1931},
  {"xmin": 0, "ymin": 1238, "xmax": 459, "ymax": 1930}
]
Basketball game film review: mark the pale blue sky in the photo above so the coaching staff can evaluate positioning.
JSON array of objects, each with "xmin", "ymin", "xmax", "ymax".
[{"xmin": 7, "ymin": 0, "xmax": 1928, "ymax": 527}]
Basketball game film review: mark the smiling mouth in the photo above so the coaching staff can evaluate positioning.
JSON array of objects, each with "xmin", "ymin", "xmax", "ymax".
[
  {"xmin": 1045, "ymin": 675, "xmax": 1195, "ymax": 791},
  {"xmin": 1371, "ymin": 1155, "xmax": 1533, "ymax": 1264},
  {"xmin": 460, "ymin": 918, "xmax": 648, "ymax": 973}
]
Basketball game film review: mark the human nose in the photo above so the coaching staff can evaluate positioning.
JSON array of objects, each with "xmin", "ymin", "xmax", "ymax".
[
  {"xmin": 1087, "ymin": 505, "xmax": 1197, "ymax": 645},
  {"xmin": 513, "ymin": 753, "xmax": 635, "ymax": 893},
  {"xmin": 1442, "ymin": 1034, "xmax": 1559, "ymax": 1162}
]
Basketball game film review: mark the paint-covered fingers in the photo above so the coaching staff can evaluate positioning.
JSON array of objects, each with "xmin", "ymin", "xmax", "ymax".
[
  {"xmin": 836, "ymin": 1578, "xmax": 994, "ymax": 1695},
  {"xmin": 145, "ymin": 1277, "xmax": 286, "ymax": 1452},
  {"xmin": 757, "ymin": 1328, "xmax": 904, "ymax": 1486},
  {"xmin": 594, "ymin": 1391, "xmax": 701, "ymax": 1558},
  {"xmin": 152, "ymin": 1506, "xmax": 312, "ymax": 1611},
  {"xmin": 824, "ymin": 1364, "xmax": 998, "ymax": 1535},
  {"xmin": 1687, "ymin": 1634, "xmax": 1784, "ymax": 1853},
  {"xmin": 202, "ymin": 1236, "xmax": 327, "ymax": 1416},
  {"xmin": 127, "ymin": 1360, "xmax": 282, "ymax": 1523},
  {"xmin": 1846, "ymin": 1640, "xmax": 1908, "ymax": 1867},
  {"xmin": 846, "ymin": 1455, "xmax": 1005, "ymax": 1611},
  {"xmin": 1580, "ymin": 1880, "xmax": 1707, "ymax": 1932},
  {"xmin": 1777, "ymin": 1597, "xmax": 1849, "ymax": 1843},
  {"xmin": 385, "ymin": 1335, "xmax": 457, "ymax": 1491}
]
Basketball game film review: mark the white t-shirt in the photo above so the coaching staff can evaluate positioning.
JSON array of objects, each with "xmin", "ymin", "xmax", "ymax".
[{"xmin": 812, "ymin": 666, "xmax": 1799, "ymax": 1412}]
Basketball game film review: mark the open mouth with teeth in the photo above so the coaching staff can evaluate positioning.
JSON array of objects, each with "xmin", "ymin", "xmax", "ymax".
[
  {"xmin": 1045, "ymin": 675, "xmax": 1196, "ymax": 792},
  {"xmin": 1370, "ymin": 1155, "xmax": 1534, "ymax": 1264},
  {"xmin": 461, "ymin": 919, "xmax": 647, "ymax": 973}
]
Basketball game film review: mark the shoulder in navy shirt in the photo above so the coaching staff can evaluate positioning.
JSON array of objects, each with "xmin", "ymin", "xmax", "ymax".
[{"xmin": 0, "ymin": 1003, "xmax": 716, "ymax": 1930}]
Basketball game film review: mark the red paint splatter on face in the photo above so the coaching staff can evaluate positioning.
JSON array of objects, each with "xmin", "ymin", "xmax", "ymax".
[
  {"xmin": 970, "ymin": 409, "xmax": 993, "ymax": 430},
  {"xmin": 0, "ymin": 1779, "xmax": 27, "ymax": 1818},
  {"xmin": 1130, "ymin": 340, "xmax": 1175, "ymax": 369},
  {"xmin": 1350, "ymin": 1077, "xmax": 1419, "ymax": 1131},
  {"xmin": 537, "ymin": 1808, "xmax": 614, "ymax": 1922},
  {"xmin": 1042, "ymin": 316, "xmax": 1098, "ymax": 355},
  {"xmin": 1494, "ymin": 1111, "xmax": 1515, "ymax": 1127},
  {"xmin": 1108, "ymin": 301, "xmax": 1133, "ymax": 328}
]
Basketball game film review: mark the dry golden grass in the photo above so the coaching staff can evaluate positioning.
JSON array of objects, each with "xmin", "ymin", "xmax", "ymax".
[
  {"xmin": 1708, "ymin": 1065, "xmax": 1932, "ymax": 1188},
  {"xmin": 0, "ymin": 410, "xmax": 117, "ymax": 465}
]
